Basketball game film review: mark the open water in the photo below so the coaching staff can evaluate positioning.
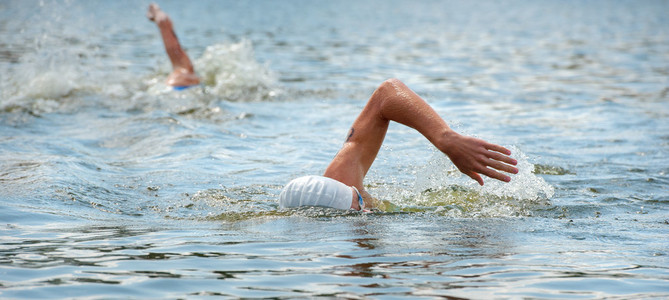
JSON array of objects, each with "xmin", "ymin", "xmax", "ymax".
[{"xmin": 1, "ymin": 0, "xmax": 668, "ymax": 298}]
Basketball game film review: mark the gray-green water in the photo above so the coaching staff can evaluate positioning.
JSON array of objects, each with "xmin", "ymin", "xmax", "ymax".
[{"xmin": 1, "ymin": 0, "xmax": 668, "ymax": 298}]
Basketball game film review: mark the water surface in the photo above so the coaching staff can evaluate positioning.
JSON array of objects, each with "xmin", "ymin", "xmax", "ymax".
[{"xmin": 1, "ymin": 0, "xmax": 668, "ymax": 298}]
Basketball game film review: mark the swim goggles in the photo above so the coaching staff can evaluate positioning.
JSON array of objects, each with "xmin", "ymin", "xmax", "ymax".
[{"xmin": 351, "ymin": 186, "xmax": 364, "ymax": 211}]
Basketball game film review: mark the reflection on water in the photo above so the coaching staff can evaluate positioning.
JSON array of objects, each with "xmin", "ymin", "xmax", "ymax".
[{"xmin": 1, "ymin": 0, "xmax": 668, "ymax": 298}]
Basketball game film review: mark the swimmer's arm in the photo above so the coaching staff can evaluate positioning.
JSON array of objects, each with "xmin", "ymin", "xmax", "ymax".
[{"xmin": 379, "ymin": 79, "xmax": 518, "ymax": 185}]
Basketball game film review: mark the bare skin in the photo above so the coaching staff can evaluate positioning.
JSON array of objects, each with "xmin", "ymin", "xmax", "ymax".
[
  {"xmin": 147, "ymin": 3, "xmax": 200, "ymax": 87},
  {"xmin": 323, "ymin": 78, "xmax": 519, "ymax": 210}
]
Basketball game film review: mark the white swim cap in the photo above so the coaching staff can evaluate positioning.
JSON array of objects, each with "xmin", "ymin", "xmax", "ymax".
[{"xmin": 279, "ymin": 176, "xmax": 353, "ymax": 210}]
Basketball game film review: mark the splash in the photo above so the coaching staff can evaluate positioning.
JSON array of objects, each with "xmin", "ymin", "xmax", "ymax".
[
  {"xmin": 145, "ymin": 40, "xmax": 279, "ymax": 101},
  {"xmin": 410, "ymin": 146, "xmax": 555, "ymax": 217},
  {"xmin": 1, "ymin": 49, "xmax": 84, "ymax": 114},
  {"xmin": 195, "ymin": 40, "xmax": 279, "ymax": 101},
  {"xmin": 19, "ymin": 69, "xmax": 79, "ymax": 100}
]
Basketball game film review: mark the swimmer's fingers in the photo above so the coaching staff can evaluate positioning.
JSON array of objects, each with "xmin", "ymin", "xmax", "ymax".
[
  {"xmin": 485, "ymin": 152, "xmax": 518, "ymax": 175},
  {"xmin": 486, "ymin": 159, "xmax": 517, "ymax": 177},
  {"xmin": 480, "ymin": 151, "xmax": 517, "ymax": 182},
  {"xmin": 147, "ymin": 10, "xmax": 155, "ymax": 21},
  {"xmin": 465, "ymin": 171, "xmax": 484, "ymax": 186},
  {"xmin": 485, "ymin": 143, "xmax": 512, "ymax": 156},
  {"xmin": 443, "ymin": 134, "xmax": 517, "ymax": 185},
  {"xmin": 147, "ymin": 3, "xmax": 160, "ymax": 21},
  {"xmin": 486, "ymin": 149, "xmax": 518, "ymax": 168},
  {"xmin": 478, "ymin": 166, "xmax": 511, "ymax": 183}
]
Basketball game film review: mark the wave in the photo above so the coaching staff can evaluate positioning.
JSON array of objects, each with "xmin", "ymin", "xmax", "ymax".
[
  {"xmin": 1, "ymin": 40, "xmax": 280, "ymax": 118},
  {"xmin": 181, "ymin": 146, "xmax": 556, "ymax": 220},
  {"xmin": 409, "ymin": 146, "xmax": 555, "ymax": 217},
  {"xmin": 196, "ymin": 40, "xmax": 279, "ymax": 101},
  {"xmin": 144, "ymin": 40, "xmax": 279, "ymax": 102}
]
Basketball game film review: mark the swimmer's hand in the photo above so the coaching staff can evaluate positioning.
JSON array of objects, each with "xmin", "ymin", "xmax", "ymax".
[
  {"xmin": 147, "ymin": 3, "xmax": 160, "ymax": 22},
  {"xmin": 439, "ymin": 130, "xmax": 518, "ymax": 185}
]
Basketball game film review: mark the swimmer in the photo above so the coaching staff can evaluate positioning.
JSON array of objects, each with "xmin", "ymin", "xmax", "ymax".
[
  {"xmin": 147, "ymin": 3, "xmax": 200, "ymax": 89},
  {"xmin": 280, "ymin": 78, "xmax": 519, "ymax": 211}
]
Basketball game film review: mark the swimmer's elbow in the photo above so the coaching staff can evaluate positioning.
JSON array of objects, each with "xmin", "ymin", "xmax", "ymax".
[
  {"xmin": 381, "ymin": 78, "xmax": 403, "ymax": 88},
  {"xmin": 376, "ymin": 78, "xmax": 402, "ymax": 96}
]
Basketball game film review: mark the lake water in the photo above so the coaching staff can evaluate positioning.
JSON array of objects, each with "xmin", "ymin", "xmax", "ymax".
[{"xmin": 1, "ymin": 0, "xmax": 668, "ymax": 298}]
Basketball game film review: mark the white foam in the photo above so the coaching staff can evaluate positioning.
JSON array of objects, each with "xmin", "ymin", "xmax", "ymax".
[
  {"xmin": 143, "ymin": 40, "xmax": 279, "ymax": 101},
  {"xmin": 5, "ymin": 39, "xmax": 279, "ymax": 109},
  {"xmin": 23, "ymin": 71, "xmax": 79, "ymax": 99},
  {"xmin": 411, "ymin": 145, "xmax": 555, "ymax": 216},
  {"xmin": 195, "ymin": 40, "xmax": 279, "ymax": 101},
  {"xmin": 2, "ymin": 48, "xmax": 81, "ymax": 101}
]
